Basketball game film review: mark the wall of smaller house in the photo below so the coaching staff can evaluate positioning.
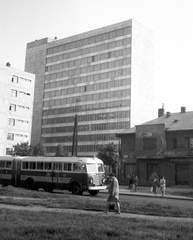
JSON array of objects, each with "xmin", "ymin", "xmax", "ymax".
[
  {"xmin": 120, "ymin": 134, "xmax": 136, "ymax": 183},
  {"xmin": 166, "ymin": 130, "xmax": 193, "ymax": 151},
  {"xmin": 138, "ymin": 158, "xmax": 175, "ymax": 186}
]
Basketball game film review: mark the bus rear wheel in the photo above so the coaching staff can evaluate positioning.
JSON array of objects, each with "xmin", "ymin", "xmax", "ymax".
[
  {"xmin": 88, "ymin": 190, "xmax": 99, "ymax": 196},
  {"xmin": 71, "ymin": 183, "xmax": 83, "ymax": 195}
]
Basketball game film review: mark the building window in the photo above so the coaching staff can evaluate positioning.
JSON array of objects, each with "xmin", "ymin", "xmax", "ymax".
[
  {"xmin": 9, "ymin": 104, "xmax": 16, "ymax": 111},
  {"xmin": 11, "ymin": 89, "xmax": 17, "ymax": 97},
  {"xmin": 143, "ymin": 138, "xmax": 157, "ymax": 150},
  {"xmin": 6, "ymin": 148, "xmax": 13, "ymax": 155},
  {"xmin": 7, "ymin": 133, "xmax": 14, "ymax": 140},
  {"xmin": 172, "ymin": 138, "xmax": 177, "ymax": 149},
  {"xmin": 92, "ymin": 56, "xmax": 95, "ymax": 62},
  {"xmin": 9, "ymin": 118, "xmax": 15, "ymax": 126},
  {"xmin": 185, "ymin": 137, "xmax": 193, "ymax": 148},
  {"xmin": 12, "ymin": 75, "xmax": 18, "ymax": 83}
]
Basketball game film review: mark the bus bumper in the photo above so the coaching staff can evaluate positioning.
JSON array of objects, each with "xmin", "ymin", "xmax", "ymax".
[{"xmin": 88, "ymin": 185, "xmax": 107, "ymax": 190}]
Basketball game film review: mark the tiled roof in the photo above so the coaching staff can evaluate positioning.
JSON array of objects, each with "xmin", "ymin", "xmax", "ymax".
[{"xmin": 117, "ymin": 111, "xmax": 193, "ymax": 135}]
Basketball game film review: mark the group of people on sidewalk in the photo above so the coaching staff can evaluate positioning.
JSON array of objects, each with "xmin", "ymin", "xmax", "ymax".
[
  {"xmin": 152, "ymin": 175, "xmax": 166, "ymax": 197},
  {"xmin": 105, "ymin": 173, "xmax": 166, "ymax": 214}
]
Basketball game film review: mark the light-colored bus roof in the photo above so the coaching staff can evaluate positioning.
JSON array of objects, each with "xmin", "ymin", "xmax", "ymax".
[
  {"xmin": 14, "ymin": 156, "xmax": 104, "ymax": 164},
  {"xmin": 0, "ymin": 156, "xmax": 15, "ymax": 161}
]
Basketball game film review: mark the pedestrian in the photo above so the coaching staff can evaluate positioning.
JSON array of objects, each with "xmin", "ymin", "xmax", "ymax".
[
  {"xmin": 160, "ymin": 176, "xmax": 166, "ymax": 197},
  {"xmin": 130, "ymin": 174, "xmax": 134, "ymax": 191},
  {"xmin": 105, "ymin": 173, "xmax": 121, "ymax": 214},
  {"xmin": 152, "ymin": 176, "xmax": 159, "ymax": 196},
  {"xmin": 133, "ymin": 175, "xmax": 138, "ymax": 192}
]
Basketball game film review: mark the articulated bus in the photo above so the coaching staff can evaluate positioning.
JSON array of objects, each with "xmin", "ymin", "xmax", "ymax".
[{"xmin": 0, "ymin": 156, "xmax": 107, "ymax": 196}]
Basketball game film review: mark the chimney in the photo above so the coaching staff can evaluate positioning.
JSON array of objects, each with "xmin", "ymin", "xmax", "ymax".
[
  {"xmin": 181, "ymin": 107, "xmax": 186, "ymax": 113},
  {"xmin": 158, "ymin": 104, "xmax": 165, "ymax": 117},
  {"xmin": 6, "ymin": 62, "xmax": 11, "ymax": 67},
  {"xmin": 166, "ymin": 112, "xmax": 171, "ymax": 118}
]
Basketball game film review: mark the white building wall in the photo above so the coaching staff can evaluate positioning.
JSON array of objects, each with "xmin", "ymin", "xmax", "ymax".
[
  {"xmin": 130, "ymin": 20, "xmax": 154, "ymax": 127},
  {"xmin": 0, "ymin": 64, "xmax": 35, "ymax": 155}
]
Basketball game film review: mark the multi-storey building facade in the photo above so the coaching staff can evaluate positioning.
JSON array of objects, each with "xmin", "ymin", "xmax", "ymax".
[
  {"xmin": 25, "ymin": 19, "xmax": 154, "ymax": 156},
  {"xmin": 117, "ymin": 107, "xmax": 193, "ymax": 187},
  {"xmin": 0, "ymin": 63, "xmax": 35, "ymax": 155}
]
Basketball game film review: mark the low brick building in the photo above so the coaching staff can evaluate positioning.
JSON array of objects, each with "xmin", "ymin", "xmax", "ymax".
[{"xmin": 117, "ymin": 107, "xmax": 193, "ymax": 187}]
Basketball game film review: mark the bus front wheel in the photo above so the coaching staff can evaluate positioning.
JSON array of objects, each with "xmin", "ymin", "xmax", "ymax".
[
  {"xmin": 88, "ymin": 190, "xmax": 99, "ymax": 196},
  {"xmin": 71, "ymin": 183, "xmax": 83, "ymax": 195},
  {"xmin": 26, "ymin": 178, "xmax": 35, "ymax": 190}
]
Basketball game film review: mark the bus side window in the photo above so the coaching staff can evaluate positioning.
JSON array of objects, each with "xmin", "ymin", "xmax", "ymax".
[
  {"xmin": 58, "ymin": 163, "xmax": 62, "ymax": 171},
  {"xmin": 45, "ymin": 162, "xmax": 51, "ymax": 170},
  {"xmin": 37, "ymin": 162, "xmax": 43, "ymax": 170},
  {"xmin": 22, "ymin": 162, "xmax": 28, "ymax": 169},
  {"xmin": 0, "ymin": 161, "xmax": 5, "ymax": 168},
  {"xmin": 73, "ymin": 163, "xmax": 80, "ymax": 171},
  {"xmin": 6, "ymin": 161, "xmax": 12, "ymax": 169},
  {"xmin": 68, "ymin": 163, "xmax": 72, "ymax": 171},
  {"xmin": 29, "ymin": 162, "xmax": 36, "ymax": 170}
]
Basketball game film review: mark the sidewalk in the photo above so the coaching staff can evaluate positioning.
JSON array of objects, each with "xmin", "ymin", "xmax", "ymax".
[{"xmin": 102, "ymin": 185, "xmax": 193, "ymax": 201}]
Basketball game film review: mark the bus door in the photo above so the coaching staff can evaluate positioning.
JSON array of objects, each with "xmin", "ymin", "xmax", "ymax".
[
  {"xmin": 12, "ymin": 158, "xmax": 21, "ymax": 187},
  {"xmin": 52, "ymin": 162, "xmax": 63, "ymax": 189}
]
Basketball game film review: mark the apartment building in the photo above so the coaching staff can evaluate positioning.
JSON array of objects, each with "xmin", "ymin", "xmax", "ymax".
[
  {"xmin": 25, "ymin": 19, "xmax": 154, "ymax": 156},
  {"xmin": 0, "ymin": 63, "xmax": 35, "ymax": 155}
]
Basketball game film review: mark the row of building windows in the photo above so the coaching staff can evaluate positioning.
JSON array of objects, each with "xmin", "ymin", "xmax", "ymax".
[
  {"xmin": 9, "ymin": 118, "xmax": 29, "ymax": 126},
  {"xmin": 45, "ymin": 58, "xmax": 131, "ymax": 81},
  {"xmin": 42, "ymin": 111, "xmax": 129, "ymax": 125},
  {"xmin": 47, "ymin": 27, "xmax": 131, "ymax": 56},
  {"xmin": 9, "ymin": 104, "xmax": 30, "ymax": 112},
  {"xmin": 46, "ymin": 48, "xmax": 131, "ymax": 72},
  {"xmin": 42, "ymin": 121, "xmax": 129, "ymax": 134},
  {"xmin": 45, "ymin": 143, "xmax": 119, "ymax": 154},
  {"xmin": 143, "ymin": 137, "xmax": 193, "ymax": 150},
  {"xmin": 44, "ymin": 69, "xmax": 131, "ymax": 89},
  {"xmin": 12, "ymin": 75, "xmax": 32, "ymax": 84},
  {"xmin": 44, "ymin": 78, "xmax": 130, "ymax": 99},
  {"xmin": 46, "ymin": 57, "xmax": 130, "ymax": 74},
  {"xmin": 43, "ymin": 99, "xmax": 130, "ymax": 116},
  {"xmin": 11, "ymin": 89, "xmax": 31, "ymax": 98},
  {"xmin": 7, "ymin": 133, "xmax": 28, "ymax": 141},
  {"xmin": 42, "ymin": 133, "xmax": 117, "ymax": 144},
  {"xmin": 44, "ymin": 89, "xmax": 130, "ymax": 108}
]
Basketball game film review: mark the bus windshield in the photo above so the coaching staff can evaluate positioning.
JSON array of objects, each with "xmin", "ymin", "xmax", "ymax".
[{"xmin": 86, "ymin": 163, "xmax": 98, "ymax": 173}]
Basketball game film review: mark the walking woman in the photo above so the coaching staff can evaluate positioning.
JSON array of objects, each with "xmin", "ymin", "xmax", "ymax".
[{"xmin": 160, "ymin": 176, "xmax": 166, "ymax": 197}]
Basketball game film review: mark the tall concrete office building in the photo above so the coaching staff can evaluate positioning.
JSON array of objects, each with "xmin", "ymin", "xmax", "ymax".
[
  {"xmin": 0, "ymin": 63, "xmax": 35, "ymax": 155},
  {"xmin": 25, "ymin": 19, "xmax": 154, "ymax": 156}
]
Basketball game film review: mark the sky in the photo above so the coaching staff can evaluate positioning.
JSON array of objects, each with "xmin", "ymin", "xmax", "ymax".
[{"xmin": 1, "ymin": 0, "xmax": 193, "ymax": 118}]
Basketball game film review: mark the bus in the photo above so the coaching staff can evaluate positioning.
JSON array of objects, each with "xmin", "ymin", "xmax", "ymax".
[{"xmin": 0, "ymin": 156, "xmax": 107, "ymax": 196}]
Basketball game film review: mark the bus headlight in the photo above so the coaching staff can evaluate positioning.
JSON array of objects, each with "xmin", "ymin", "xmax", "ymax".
[{"xmin": 89, "ymin": 179, "xmax": 93, "ymax": 184}]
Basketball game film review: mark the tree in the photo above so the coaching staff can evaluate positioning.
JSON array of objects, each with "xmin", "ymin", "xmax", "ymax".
[
  {"xmin": 12, "ymin": 142, "xmax": 31, "ymax": 156},
  {"xmin": 12, "ymin": 141, "xmax": 45, "ymax": 156},
  {"xmin": 55, "ymin": 144, "xmax": 69, "ymax": 157},
  {"xmin": 97, "ymin": 142, "xmax": 119, "ymax": 176},
  {"xmin": 31, "ymin": 141, "xmax": 46, "ymax": 156}
]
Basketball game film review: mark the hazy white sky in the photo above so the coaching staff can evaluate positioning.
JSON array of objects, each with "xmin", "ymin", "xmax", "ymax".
[{"xmin": 1, "ymin": 0, "xmax": 193, "ymax": 118}]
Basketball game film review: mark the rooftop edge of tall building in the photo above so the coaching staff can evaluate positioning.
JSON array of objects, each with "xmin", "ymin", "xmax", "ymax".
[{"xmin": 26, "ymin": 19, "xmax": 153, "ymax": 49}]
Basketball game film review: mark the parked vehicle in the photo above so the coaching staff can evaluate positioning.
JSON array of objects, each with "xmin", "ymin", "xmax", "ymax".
[{"xmin": 0, "ymin": 156, "xmax": 106, "ymax": 195}]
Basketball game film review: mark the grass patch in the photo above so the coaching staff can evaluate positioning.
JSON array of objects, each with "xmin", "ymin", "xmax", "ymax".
[
  {"xmin": 1, "ymin": 186, "xmax": 193, "ymax": 218},
  {"xmin": 0, "ymin": 209, "xmax": 193, "ymax": 240}
]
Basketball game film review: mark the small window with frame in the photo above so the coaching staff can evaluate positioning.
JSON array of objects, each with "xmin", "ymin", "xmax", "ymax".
[{"xmin": 6, "ymin": 161, "xmax": 12, "ymax": 169}]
